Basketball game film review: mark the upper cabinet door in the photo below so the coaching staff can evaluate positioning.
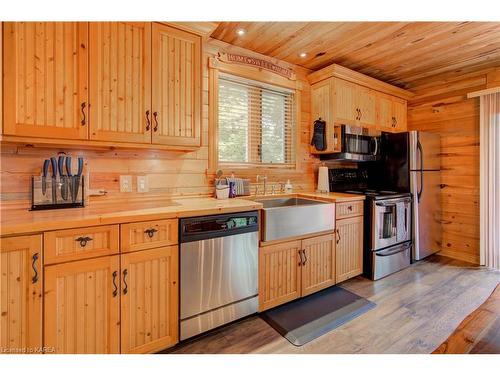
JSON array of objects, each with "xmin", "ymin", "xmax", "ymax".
[
  {"xmin": 392, "ymin": 98, "xmax": 407, "ymax": 132},
  {"xmin": 3, "ymin": 22, "xmax": 88, "ymax": 139},
  {"xmin": 89, "ymin": 22, "xmax": 152, "ymax": 143},
  {"xmin": 376, "ymin": 93, "xmax": 394, "ymax": 131},
  {"xmin": 356, "ymin": 86, "xmax": 377, "ymax": 127},
  {"xmin": 0, "ymin": 235, "xmax": 43, "ymax": 353},
  {"xmin": 151, "ymin": 23, "xmax": 201, "ymax": 147},
  {"xmin": 333, "ymin": 78, "xmax": 357, "ymax": 125}
]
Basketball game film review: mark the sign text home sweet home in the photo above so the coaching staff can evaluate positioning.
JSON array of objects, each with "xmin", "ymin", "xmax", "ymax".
[{"xmin": 217, "ymin": 52, "xmax": 296, "ymax": 80}]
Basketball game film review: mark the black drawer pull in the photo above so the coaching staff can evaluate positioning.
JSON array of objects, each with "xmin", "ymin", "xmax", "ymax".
[
  {"xmin": 76, "ymin": 236, "xmax": 93, "ymax": 247},
  {"xmin": 144, "ymin": 228, "xmax": 158, "ymax": 238},
  {"xmin": 123, "ymin": 269, "xmax": 128, "ymax": 295},
  {"xmin": 31, "ymin": 253, "xmax": 39, "ymax": 284},
  {"xmin": 112, "ymin": 271, "xmax": 118, "ymax": 297}
]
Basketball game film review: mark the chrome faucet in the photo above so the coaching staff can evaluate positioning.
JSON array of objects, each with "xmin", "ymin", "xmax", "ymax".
[{"xmin": 256, "ymin": 175, "xmax": 267, "ymax": 195}]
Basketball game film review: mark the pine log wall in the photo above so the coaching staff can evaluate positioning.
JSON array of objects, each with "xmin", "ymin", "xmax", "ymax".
[
  {"xmin": 0, "ymin": 36, "xmax": 318, "ymax": 207},
  {"xmin": 407, "ymin": 66, "xmax": 500, "ymax": 265}
]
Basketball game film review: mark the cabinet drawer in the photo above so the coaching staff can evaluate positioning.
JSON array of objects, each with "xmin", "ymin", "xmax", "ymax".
[
  {"xmin": 336, "ymin": 201, "xmax": 364, "ymax": 219},
  {"xmin": 121, "ymin": 219, "xmax": 178, "ymax": 253},
  {"xmin": 44, "ymin": 225, "xmax": 119, "ymax": 265}
]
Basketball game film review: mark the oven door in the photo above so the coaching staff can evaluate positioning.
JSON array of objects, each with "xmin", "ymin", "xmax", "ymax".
[{"xmin": 373, "ymin": 200, "xmax": 399, "ymax": 250}]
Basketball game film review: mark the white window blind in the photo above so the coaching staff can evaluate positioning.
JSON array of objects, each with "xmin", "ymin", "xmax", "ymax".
[{"xmin": 218, "ymin": 73, "xmax": 296, "ymax": 167}]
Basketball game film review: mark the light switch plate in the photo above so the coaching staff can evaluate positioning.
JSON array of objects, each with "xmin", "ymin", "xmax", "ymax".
[
  {"xmin": 137, "ymin": 175, "xmax": 149, "ymax": 193},
  {"xmin": 120, "ymin": 175, "xmax": 132, "ymax": 193}
]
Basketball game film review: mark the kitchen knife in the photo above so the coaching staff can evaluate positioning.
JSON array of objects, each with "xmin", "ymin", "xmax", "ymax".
[
  {"xmin": 58, "ymin": 155, "xmax": 68, "ymax": 201},
  {"xmin": 72, "ymin": 157, "xmax": 84, "ymax": 203},
  {"xmin": 50, "ymin": 157, "xmax": 57, "ymax": 204},
  {"xmin": 42, "ymin": 159, "xmax": 50, "ymax": 195},
  {"xmin": 66, "ymin": 156, "xmax": 73, "ymax": 202}
]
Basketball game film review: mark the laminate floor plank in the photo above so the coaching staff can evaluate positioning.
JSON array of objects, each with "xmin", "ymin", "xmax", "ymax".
[{"xmin": 167, "ymin": 255, "xmax": 500, "ymax": 354}]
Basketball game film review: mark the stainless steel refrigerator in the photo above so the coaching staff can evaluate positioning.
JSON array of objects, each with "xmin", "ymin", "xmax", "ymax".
[
  {"xmin": 409, "ymin": 131, "xmax": 442, "ymax": 260},
  {"xmin": 376, "ymin": 131, "xmax": 442, "ymax": 261}
]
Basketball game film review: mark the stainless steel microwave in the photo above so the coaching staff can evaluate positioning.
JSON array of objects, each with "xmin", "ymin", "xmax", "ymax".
[{"xmin": 320, "ymin": 125, "xmax": 381, "ymax": 162}]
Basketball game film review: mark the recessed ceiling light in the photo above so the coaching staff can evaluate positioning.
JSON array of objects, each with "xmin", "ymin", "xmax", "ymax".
[
  {"xmin": 299, "ymin": 52, "xmax": 307, "ymax": 58},
  {"xmin": 236, "ymin": 29, "xmax": 245, "ymax": 36}
]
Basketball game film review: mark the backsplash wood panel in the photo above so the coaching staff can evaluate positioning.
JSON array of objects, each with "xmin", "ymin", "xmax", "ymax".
[{"xmin": 1, "ymin": 35, "xmax": 318, "ymax": 207}]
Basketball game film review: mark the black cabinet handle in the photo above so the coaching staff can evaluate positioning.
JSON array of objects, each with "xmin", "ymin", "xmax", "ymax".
[
  {"xmin": 302, "ymin": 250, "xmax": 307, "ymax": 266},
  {"xmin": 75, "ymin": 236, "xmax": 93, "ymax": 247},
  {"xmin": 112, "ymin": 271, "xmax": 118, "ymax": 297},
  {"xmin": 336, "ymin": 228, "xmax": 341, "ymax": 244},
  {"xmin": 123, "ymin": 269, "xmax": 128, "ymax": 295},
  {"xmin": 145, "ymin": 110, "xmax": 151, "ymax": 131},
  {"xmin": 144, "ymin": 228, "xmax": 158, "ymax": 238},
  {"xmin": 298, "ymin": 250, "xmax": 304, "ymax": 266},
  {"xmin": 153, "ymin": 111, "xmax": 159, "ymax": 132},
  {"xmin": 80, "ymin": 102, "xmax": 87, "ymax": 126},
  {"xmin": 359, "ymin": 109, "xmax": 362, "ymax": 120},
  {"xmin": 31, "ymin": 253, "xmax": 39, "ymax": 284}
]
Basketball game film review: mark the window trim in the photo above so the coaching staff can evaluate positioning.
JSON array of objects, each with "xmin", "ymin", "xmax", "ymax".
[{"xmin": 208, "ymin": 56, "xmax": 302, "ymax": 173}]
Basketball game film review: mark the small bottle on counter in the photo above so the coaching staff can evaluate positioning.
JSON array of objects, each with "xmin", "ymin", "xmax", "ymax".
[{"xmin": 284, "ymin": 179, "xmax": 293, "ymax": 194}]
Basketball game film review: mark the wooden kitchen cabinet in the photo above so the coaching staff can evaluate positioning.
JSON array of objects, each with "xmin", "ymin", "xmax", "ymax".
[
  {"xmin": 151, "ymin": 23, "xmax": 202, "ymax": 147},
  {"xmin": 89, "ymin": 22, "xmax": 152, "ymax": 143},
  {"xmin": 301, "ymin": 234, "xmax": 336, "ymax": 297},
  {"xmin": 3, "ymin": 22, "xmax": 89, "ymax": 140},
  {"xmin": 0, "ymin": 235, "xmax": 43, "ymax": 353},
  {"xmin": 333, "ymin": 78, "xmax": 358, "ymax": 125},
  {"xmin": 121, "ymin": 219, "xmax": 178, "ymax": 253},
  {"xmin": 336, "ymin": 215, "xmax": 364, "ymax": 283},
  {"xmin": 44, "ymin": 255, "xmax": 121, "ymax": 354},
  {"xmin": 44, "ymin": 224, "xmax": 119, "ymax": 265},
  {"xmin": 259, "ymin": 234, "xmax": 337, "ymax": 311},
  {"xmin": 376, "ymin": 93, "xmax": 407, "ymax": 132},
  {"xmin": 259, "ymin": 240, "xmax": 302, "ymax": 311},
  {"xmin": 120, "ymin": 246, "xmax": 178, "ymax": 353},
  {"xmin": 392, "ymin": 97, "xmax": 407, "ymax": 132}
]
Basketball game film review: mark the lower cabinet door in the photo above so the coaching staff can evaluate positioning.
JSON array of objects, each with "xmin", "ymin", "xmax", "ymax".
[
  {"xmin": 120, "ymin": 246, "xmax": 178, "ymax": 353},
  {"xmin": 301, "ymin": 234, "xmax": 336, "ymax": 297},
  {"xmin": 0, "ymin": 235, "xmax": 43, "ymax": 354},
  {"xmin": 44, "ymin": 256, "xmax": 121, "ymax": 354},
  {"xmin": 336, "ymin": 216, "xmax": 364, "ymax": 283},
  {"xmin": 259, "ymin": 240, "xmax": 302, "ymax": 311}
]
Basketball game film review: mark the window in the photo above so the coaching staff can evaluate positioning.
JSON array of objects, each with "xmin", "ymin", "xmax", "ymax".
[{"xmin": 217, "ymin": 73, "xmax": 296, "ymax": 167}]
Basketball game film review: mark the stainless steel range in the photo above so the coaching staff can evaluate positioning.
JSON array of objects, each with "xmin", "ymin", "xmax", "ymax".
[{"xmin": 329, "ymin": 170, "xmax": 412, "ymax": 280}]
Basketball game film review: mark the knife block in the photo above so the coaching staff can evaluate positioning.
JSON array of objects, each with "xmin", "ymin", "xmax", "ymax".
[{"xmin": 30, "ymin": 175, "xmax": 85, "ymax": 210}]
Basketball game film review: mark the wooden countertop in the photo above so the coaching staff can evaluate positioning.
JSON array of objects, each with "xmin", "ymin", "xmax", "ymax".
[{"xmin": 0, "ymin": 192, "xmax": 364, "ymax": 237}]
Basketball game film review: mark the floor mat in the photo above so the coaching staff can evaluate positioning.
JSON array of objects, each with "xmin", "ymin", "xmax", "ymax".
[{"xmin": 260, "ymin": 285, "xmax": 376, "ymax": 346}]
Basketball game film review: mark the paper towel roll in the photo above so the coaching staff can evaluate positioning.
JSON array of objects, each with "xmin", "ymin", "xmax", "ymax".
[{"xmin": 317, "ymin": 166, "xmax": 330, "ymax": 193}]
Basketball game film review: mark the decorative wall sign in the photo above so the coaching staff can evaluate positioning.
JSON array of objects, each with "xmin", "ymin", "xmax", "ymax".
[{"xmin": 217, "ymin": 52, "xmax": 296, "ymax": 80}]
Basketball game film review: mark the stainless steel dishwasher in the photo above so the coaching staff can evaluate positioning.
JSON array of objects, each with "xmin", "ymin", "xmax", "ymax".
[{"xmin": 179, "ymin": 211, "xmax": 259, "ymax": 340}]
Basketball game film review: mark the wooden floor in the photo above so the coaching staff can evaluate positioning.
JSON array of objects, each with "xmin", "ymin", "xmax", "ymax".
[
  {"xmin": 433, "ymin": 284, "xmax": 500, "ymax": 354},
  {"xmin": 166, "ymin": 255, "xmax": 500, "ymax": 354}
]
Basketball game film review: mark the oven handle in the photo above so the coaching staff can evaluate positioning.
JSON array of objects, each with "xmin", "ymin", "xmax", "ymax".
[
  {"xmin": 376, "ymin": 243, "xmax": 411, "ymax": 257},
  {"xmin": 375, "ymin": 202, "xmax": 397, "ymax": 207}
]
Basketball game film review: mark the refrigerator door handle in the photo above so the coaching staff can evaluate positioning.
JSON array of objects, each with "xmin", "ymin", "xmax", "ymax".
[
  {"xmin": 417, "ymin": 138, "xmax": 424, "ymax": 170},
  {"xmin": 417, "ymin": 170, "xmax": 423, "ymax": 203}
]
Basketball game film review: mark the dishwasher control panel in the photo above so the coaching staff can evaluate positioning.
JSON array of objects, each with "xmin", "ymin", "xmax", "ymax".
[{"xmin": 180, "ymin": 211, "xmax": 259, "ymax": 243}]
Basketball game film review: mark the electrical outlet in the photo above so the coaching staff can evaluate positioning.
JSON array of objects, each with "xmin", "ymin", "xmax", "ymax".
[
  {"xmin": 120, "ymin": 175, "xmax": 132, "ymax": 193},
  {"xmin": 137, "ymin": 175, "xmax": 149, "ymax": 193}
]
